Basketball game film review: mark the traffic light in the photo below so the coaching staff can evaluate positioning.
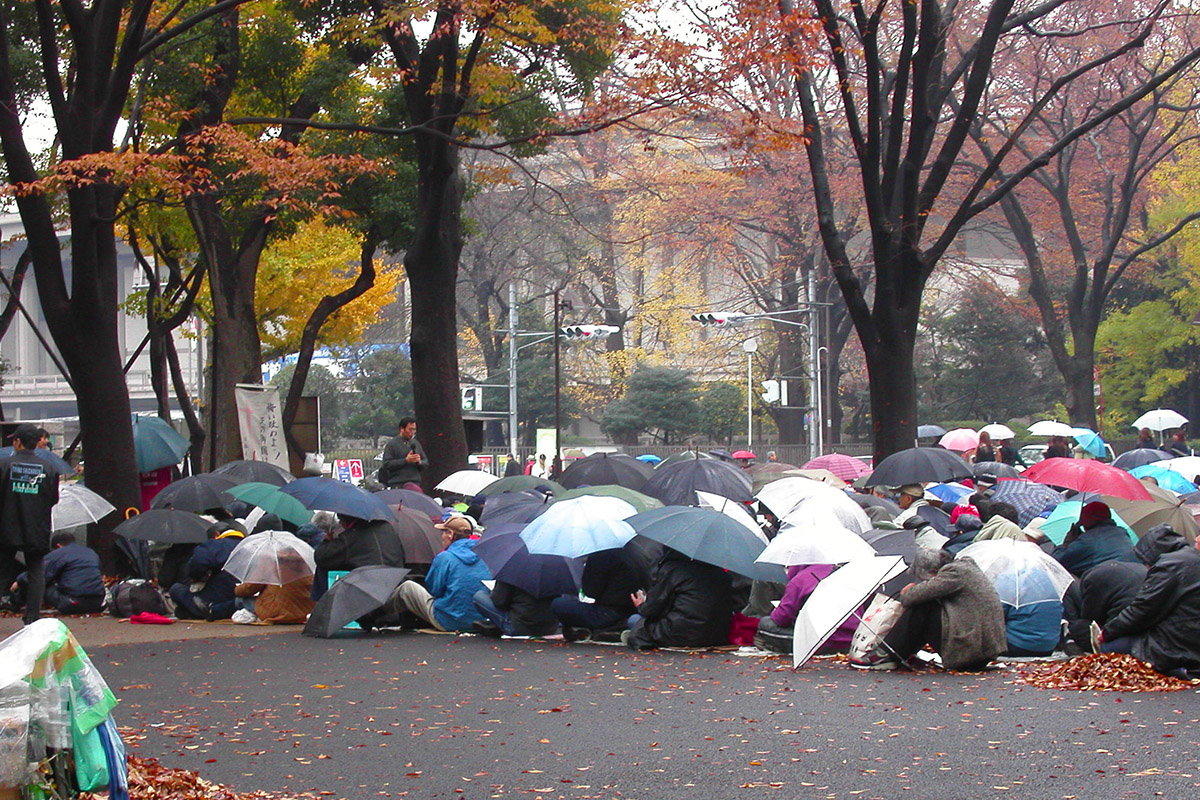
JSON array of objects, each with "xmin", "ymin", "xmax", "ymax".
[
  {"xmin": 461, "ymin": 386, "xmax": 480, "ymax": 411},
  {"xmin": 761, "ymin": 380, "xmax": 780, "ymax": 403},
  {"xmin": 558, "ymin": 325, "xmax": 620, "ymax": 339},
  {"xmin": 690, "ymin": 312, "xmax": 749, "ymax": 327}
]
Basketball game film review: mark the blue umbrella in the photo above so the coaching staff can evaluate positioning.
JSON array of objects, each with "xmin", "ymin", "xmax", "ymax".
[
  {"xmin": 374, "ymin": 488, "xmax": 443, "ymax": 520},
  {"xmin": 636, "ymin": 454, "xmax": 662, "ymax": 465},
  {"xmin": 1071, "ymin": 428, "xmax": 1107, "ymax": 459},
  {"xmin": 520, "ymin": 495, "xmax": 636, "ymax": 558},
  {"xmin": 626, "ymin": 506, "xmax": 767, "ymax": 579},
  {"xmin": 281, "ymin": 477, "xmax": 397, "ymax": 522},
  {"xmin": 0, "ymin": 446, "xmax": 72, "ymax": 475},
  {"xmin": 131, "ymin": 414, "xmax": 190, "ymax": 472},
  {"xmin": 1038, "ymin": 500, "xmax": 1137, "ymax": 545},
  {"xmin": 1128, "ymin": 464, "xmax": 1198, "ymax": 494},
  {"xmin": 476, "ymin": 525, "xmax": 583, "ymax": 597},
  {"xmin": 926, "ymin": 482, "xmax": 973, "ymax": 505}
]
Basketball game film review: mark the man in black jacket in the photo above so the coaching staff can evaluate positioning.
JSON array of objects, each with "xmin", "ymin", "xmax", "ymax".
[
  {"xmin": 314, "ymin": 514, "xmax": 407, "ymax": 573},
  {"xmin": 0, "ymin": 424, "xmax": 59, "ymax": 624},
  {"xmin": 1080, "ymin": 524, "xmax": 1189, "ymax": 630},
  {"xmin": 624, "ymin": 547, "xmax": 732, "ymax": 650},
  {"xmin": 551, "ymin": 548, "xmax": 640, "ymax": 637},
  {"xmin": 379, "ymin": 417, "xmax": 428, "ymax": 488}
]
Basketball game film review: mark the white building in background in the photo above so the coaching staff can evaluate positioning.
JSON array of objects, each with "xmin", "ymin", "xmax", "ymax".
[{"xmin": 0, "ymin": 213, "xmax": 203, "ymax": 421}]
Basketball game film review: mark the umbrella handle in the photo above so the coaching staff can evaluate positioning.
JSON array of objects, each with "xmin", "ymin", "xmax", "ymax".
[{"xmin": 125, "ymin": 507, "xmax": 140, "ymax": 519}]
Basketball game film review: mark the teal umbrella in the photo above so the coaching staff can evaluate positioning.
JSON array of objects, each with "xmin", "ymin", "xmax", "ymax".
[
  {"xmin": 1128, "ymin": 464, "xmax": 1198, "ymax": 494},
  {"xmin": 227, "ymin": 482, "xmax": 314, "ymax": 527},
  {"xmin": 1038, "ymin": 500, "xmax": 1137, "ymax": 545},
  {"xmin": 1071, "ymin": 427, "xmax": 1107, "ymax": 459},
  {"xmin": 131, "ymin": 415, "xmax": 190, "ymax": 473}
]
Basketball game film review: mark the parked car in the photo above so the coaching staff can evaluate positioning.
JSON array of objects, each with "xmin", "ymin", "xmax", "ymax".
[{"xmin": 1017, "ymin": 442, "xmax": 1115, "ymax": 468}]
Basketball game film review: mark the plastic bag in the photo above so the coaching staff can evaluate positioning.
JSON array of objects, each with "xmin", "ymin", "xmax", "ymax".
[
  {"xmin": 848, "ymin": 592, "xmax": 904, "ymax": 662},
  {"xmin": 0, "ymin": 682, "xmax": 31, "ymax": 789},
  {"xmin": 71, "ymin": 710, "xmax": 109, "ymax": 792}
]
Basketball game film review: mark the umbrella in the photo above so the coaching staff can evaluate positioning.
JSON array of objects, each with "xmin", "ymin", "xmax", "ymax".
[
  {"xmin": 642, "ymin": 458, "xmax": 753, "ymax": 507},
  {"xmin": 709, "ymin": 448, "xmax": 735, "ymax": 461},
  {"xmin": 926, "ymin": 482, "xmax": 974, "ymax": 506},
  {"xmin": 864, "ymin": 447, "xmax": 973, "ymax": 487},
  {"xmin": 150, "ymin": 474, "xmax": 239, "ymax": 512},
  {"xmin": 1128, "ymin": 464, "xmax": 1198, "ymax": 494},
  {"xmin": 1028, "ymin": 420, "xmax": 1077, "ymax": 437},
  {"xmin": 746, "ymin": 462, "xmax": 805, "ymax": 494},
  {"xmin": 557, "ymin": 453, "xmax": 655, "ymax": 491},
  {"xmin": 519, "ymin": 496, "xmax": 637, "ymax": 558},
  {"xmin": 792, "ymin": 556, "xmax": 908, "ymax": 669},
  {"xmin": 980, "ymin": 423, "xmax": 1016, "ymax": 440},
  {"xmin": 987, "ymin": 479, "xmax": 1064, "ymax": 527},
  {"xmin": 390, "ymin": 505, "xmax": 445, "ymax": 564},
  {"xmin": 655, "ymin": 450, "xmax": 714, "ymax": 469},
  {"xmin": 476, "ymin": 475, "xmax": 565, "ymax": 497},
  {"xmin": 1113, "ymin": 448, "xmax": 1175, "ymax": 471},
  {"xmin": 1132, "ymin": 408, "xmax": 1188, "ymax": 432},
  {"xmin": 626, "ymin": 506, "xmax": 768, "ymax": 579},
  {"xmin": 756, "ymin": 522, "xmax": 876, "ymax": 566},
  {"xmin": 0, "ymin": 447, "xmax": 72, "ymax": 475},
  {"xmin": 556, "ymin": 485, "xmax": 663, "ymax": 512},
  {"xmin": 972, "ymin": 461, "xmax": 1020, "ymax": 481},
  {"xmin": 1071, "ymin": 427, "xmax": 1107, "ymax": 459},
  {"xmin": 223, "ymin": 530, "xmax": 316, "ymax": 585},
  {"xmin": 476, "ymin": 526, "xmax": 583, "ymax": 597},
  {"xmin": 635, "ymin": 454, "xmax": 662, "ymax": 464},
  {"xmin": 435, "ymin": 470, "xmax": 499, "ymax": 496},
  {"xmin": 861, "ymin": 528, "xmax": 920, "ymax": 564},
  {"xmin": 802, "ymin": 453, "xmax": 871, "ymax": 482},
  {"xmin": 51, "ymin": 484, "xmax": 117, "ymax": 531},
  {"xmin": 939, "ymin": 428, "xmax": 980, "ymax": 452},
  {"xmin": 756, "ymin": 477, "xmax": 872, "ymax": 534},
  {"xmin": 302, "ymin": 565, "xmax": 410, "ymax": 637},
  {"xmin": 731, "ymin": 450, "xmax": 756, "ymax": 460},
  {"xmin": 281, "ymin": 477, "xmax": 398, "ymax": 522},
  {"xmin": 1038, "ymin": 501, "xmax": 1137, "ymax": 545},
  {"xmin": 374, "ymin": 488, "xmax": 443, "ymax": 519},
  {"xmin": 225, "ymin": 482, "xmax": 313, "ymax": 527},
  {"xmin": 131, "ymin": 414, "xmax": 191, "ymax": 473},
  {"xmin": 1101, "ymin": 493, "xmax": 1199, "ymax": 543},
  {"xmin": 956, "ymin": 539, "xmax": 1074, "ymax": 608},
  {"xmin": 789, "ymin": 468, "xmax": 848, "ymax": 489},
  {"xmin": 695, "ymin": 490, "xmax": 768, "ymax": 544},
  {"xmin": 1022, "ymin": 458, "xmax": 1153, "ymax": 501},
  {"xmin": 212, "ymin": 459, "xmax": 294, "ymax": 486},
  {"xmin": 479, "ymin": 490, "xmax": 555, "ymax": 526},
  {"xmin": 1157, "ymin": 456, "xmax": 1200, "ymax": 483},
  {"xmin": 848, "ymin": 493, "xmax": 902, "ymax": 516},
  {"xmin": 916, "ymin": 424, "xmax": 947, "ymax": 438},
  {"xmin": 114, "ymin": 509, "xmax": 212, "ymax": 544}
]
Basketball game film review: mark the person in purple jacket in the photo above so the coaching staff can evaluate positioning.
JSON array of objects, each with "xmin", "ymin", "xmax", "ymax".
[{"xmin": 752, "ymin": 563, "xmax": 859, "ymax": 654}]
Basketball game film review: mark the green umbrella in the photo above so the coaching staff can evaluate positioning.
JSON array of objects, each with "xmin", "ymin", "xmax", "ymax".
[
  {"xmin": 227, "ymin": 482, "xmax": 313, "ymax": 527},
  {"xmin": 556, "ymin": 484, "xmax": 664, "ymax": 512},
  {"xmin": 475, "ymin": 475, "xmax": 565, "ymax": 497},
  {"xmin": 131, "ymin": 414, "xmax": 190, "ymax": 473}
]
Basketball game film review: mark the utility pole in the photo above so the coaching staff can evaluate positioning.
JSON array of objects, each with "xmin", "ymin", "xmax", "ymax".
[{"xmin": 508, "ymin": 283, "xmax": 518, "ymax": 457}]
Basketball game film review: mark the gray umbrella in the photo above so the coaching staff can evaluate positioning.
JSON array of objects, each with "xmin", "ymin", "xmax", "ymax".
[
  {"xmin": 864, "ymin": 447, "xmax": 973, "ymax": 487},
  {"xmin": 303, "ymin": 566, "xmax": 410, "ymax": 638},
  {"xmin": 626, "ymin": 506, "xmax": 767, "ymax": 579},
  {"xmin": 642, "ymin": 459, "xmax": 753, "ymax": 506},
  {"xmin": 114, "ymin": 509, "xmax": 212, "ymax": 544}
]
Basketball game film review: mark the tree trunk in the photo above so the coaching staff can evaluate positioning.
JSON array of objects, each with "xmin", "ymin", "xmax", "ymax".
[
  {"xmin": 864, "ymin": 326, "xmax": 918, "ymax": 464},
  {"xmin": 1062, "ymin": 343, "xmax": 1098, "ymax": 430}
]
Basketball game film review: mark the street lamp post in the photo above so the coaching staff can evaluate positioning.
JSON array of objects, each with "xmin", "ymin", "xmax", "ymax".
[{"xmin": 742, "ymin": 338, "xmax": 757, "ymax": 451}]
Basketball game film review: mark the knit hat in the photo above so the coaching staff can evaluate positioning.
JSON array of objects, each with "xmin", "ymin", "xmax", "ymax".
[{"xmin": 1079, "ymin": 501, "xmax": 1112, "ymax": 529}]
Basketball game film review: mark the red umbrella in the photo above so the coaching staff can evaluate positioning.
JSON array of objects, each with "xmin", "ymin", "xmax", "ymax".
[
  {"xmin": 732, "ymin": 450, "xmax": 757, "ymax": 459},
  {"xmin": 1022, "ymin": 458, "xmax": 1153, "ymax": 501},
  {"xmin": 803, "ymin": 453, "xmax": 871, "ymax": 481}
]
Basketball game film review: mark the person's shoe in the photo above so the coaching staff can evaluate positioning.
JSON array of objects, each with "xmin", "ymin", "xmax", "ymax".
[
  {"xmin": 620, "ymin": 629, "xmax": 633, "ymax": 647},
  {"xmin": 563, "ymin": 626, "xmax": 592, "ymax": 642},
  {"xmin": 1089, "ymin": 621, "xmax": 1103, "ymax": 653},
  {"xmin": 473, "ymin": 620, "xmax": 503, "ymax": 638},
  {"xmin": 849, "ymin": 653, "xmax": 900, "ymax": 670}
]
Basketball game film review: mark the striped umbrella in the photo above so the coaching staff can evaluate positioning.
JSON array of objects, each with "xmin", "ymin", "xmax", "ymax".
[{"xmin": 988, "ymin": 480, "xmax": 1065, "ymax": 527}]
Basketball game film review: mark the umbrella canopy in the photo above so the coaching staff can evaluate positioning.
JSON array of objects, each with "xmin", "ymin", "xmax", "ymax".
[
  {"xmin": 281, "ymin": 477, "xmax": 398, "ymax": 522},
  {"xmin": 972, "ymin": 461, "xmax": 1021, "ymax": 481},
  {"xmin": 1128, "ymin": 464, "xmax": 1198, "ymax": 494},
  {"xmin": 1038, "ymin": 501, "xmax": 1137, "ymax": 545},
  {"xmin": 556, "ymin": 485, "xmax": 664, "ymax": 513},
  {"xmin": 636, "ymin": 454, "xmax": 662, "ymax": 464},
  {"xmin": 956, "ymin": 539, "xmax": 1074, "ymax": 608},
  {"xmin": 150, "ymin": 474, "xmax": 239, "ymax": 512},
  {"xmin": 476, "ymin": 475, "xmax": 565, "ymax": 497},
  {"xmin": 476, "ymin": 526, "xmax": 584, "ymax": 597},
  {"xmin": 802, "ymin": 453, "xmax": 871, "ymax": 482},
  {"xmin": 1132, "ymin": 408, "xmax": 1188, "ymax": 432},
  {"xmin": 1157, "ymin": 456, "xmax": 1200, "ymax": 483},
  {"xmin": 792, "ymin": 556, "xmax": 908, "ymax": 669},
  {"xmin": 114, "ymin": 509, "xmax": 212, "ymax": 544},
  {"xmin": 864, "ymin": 447, "xmax": 973, "ymax": 488},
  {"xmin": 51, "ymin": 484, "xmax": 117, "ymax": 531},
  {"xmin": 1022, "ymin": 458, "xmax": 1153, "ymax": 501},
  {"xmin": 642, "ymin": 458, "xmax": 753, "ymax": 507},
  {"xmin": 848, "ymin": 493, "xmax": 902, "ymax": 517},
  {"xmin": 212, "ymin": 459, "xmax": 294, "ymax": 486},
  {"xmin": 479, "ymin": 490, "xmax": 555, "ymax": 527},
  {"xmin": 131, "ymin": 414, "xmax": 191, "ymax": 473},
  {"xmin": 939, "ymin": 428, "xmax": 980, "ymax": 452},
  {"xmin": 1101, "ymin": 494, "xmax": 1199, "ymax": 543},
  {"xmin": 756, "ymin": 522, "xmax": 876, "ymax": 566},
  {"xmin": 756, "ymin": 477, "xmax": 872, "ymax": 534},
  {"xmin": 626, "ymin": 506, "xmax": 767, "ymax": 579},
  {"xmin": 926, "ymin": 482, "xmax": 974, "ymax": 506},
  {"xmin": 556, "ymin": 453, "xmax": 655, "ymax": 491},
  {"xmin": 225, "ymin": 482, "xmax": 313, "ymax": 527},
  {"xmin": 695, "ymin": 490, "xmax": 768, "ymax": 544},
  {"xmin": 1028, "ymin": 420, "xmax": 1077, "ymax": 437},
  {"xmin": 1113, "ymin": 448, "xmax": 1175, "ymax": 472},
  {"xmin": 745, "ymin": 462, "xmax": 805, "ymax": 494},
  {"xmin": 374, "ymin": 488, "xmax": 442, "ymax": 519},
  {"xmin": 987, "ymin": 480, "xmax": 1064, "ymax": 527},
  {"xmin": 0, "ymin": 447, "xmax": 72, "ymax": 475},
  {"xmin": 435, "ymin": 470, "xmax": 499, "ymax": 496},
  {"xmin": 861, "ymin": 528, "xmax": 920, "ymax": 564},
  {"xmin": 1071, "ymin": 427, "xmax": 1108, "ymax": 459},
  {"xmin": 223, "ymin": 530, "xmax": 315, "ymax": 585},
  {"xmin": 390, "ymin": 505, "xmax": 445, "ymax": 564},
  {"xmin": 655, "ymin": 450, "xmax": 714, "ymax": 469},
  {"xmin": 789, "ymin": 468, "xmax": 848, "ymax": 489},
  {"xmin": 980, "ymin": 423, "xmax": 1016, "ymax": 440},
  {"xmin": 916, "ymin": 424, "xmax": 947, "ymax": 438},
  {"xmin": 302, "ymin": 566, "xmax": 409, "ymax": 637},
  {"xmin": 731, "ymin": 450, "xmax": 756, "ymax": 460},
  {"xmin": 519, "ymin": 496, "xmax": 637, "ymax": 558}
]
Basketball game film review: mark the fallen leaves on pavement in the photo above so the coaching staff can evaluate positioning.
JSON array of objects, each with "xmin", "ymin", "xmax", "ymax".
[
  {"xmin": 81, "ymin": 755, "xmax": 329, "ymax": 800},
  {"xmin": 1017, "ymin": 653, "xmax": 1198, "ymax": 692}
]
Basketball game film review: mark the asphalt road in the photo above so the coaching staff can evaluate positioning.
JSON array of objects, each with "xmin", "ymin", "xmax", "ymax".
[{"xmin": 90, "ymin": 631, "xmax": 1200, "ymax": 800}]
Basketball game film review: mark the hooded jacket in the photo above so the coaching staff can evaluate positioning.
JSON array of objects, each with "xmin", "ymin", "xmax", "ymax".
[
  {"xmin": 1081, "ymin": 524, "xmax": 1191, "ymax": 627},
  {"xmin": 1104, "ymin": 545, "xmax": 1200, "ymax": 672},
  {"xmin": 900, "ymin": 556, "xmax": 1007, "ymax": 670},
  {"xmin": 628, "ymin": 548, "xmax": 733, "ymax": 649},
  {"xmin": 426, "ymin": 538, "xmax": 492, "ymax": 631},
  {"xmin": 1052, "ymin": 521, "xmax": 1138, "ymax": 577}
]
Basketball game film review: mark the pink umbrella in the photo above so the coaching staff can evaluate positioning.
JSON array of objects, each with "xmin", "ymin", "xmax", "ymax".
[
  {"xmin": 1022, "ymin": 458, "xmax": 1153, "ymax": 501},
  {"xmin": 939, "ymin": 428, "xmax": 980, "ymax": 452},
  {"xmin": 732, "ymin": 450, "xmax": 757, "ymax": 459},
  {"xmin": 803, "ymin": 453, "xmax": 871, "ymax": 481}
]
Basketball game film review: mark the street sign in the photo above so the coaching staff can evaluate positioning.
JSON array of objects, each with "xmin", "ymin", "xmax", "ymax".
[{"xmin": 333, "ymin": 458, "xmax": 364, "ymax": 485}]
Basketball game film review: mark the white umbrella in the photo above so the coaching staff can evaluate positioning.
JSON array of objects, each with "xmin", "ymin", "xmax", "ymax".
[
  {"xmin": 956, "ymin": 539, "xmax": 1073, "ymax": 608},
  {"xmin": 1028, "ymin": 420, "xmax": 1077, "ymax": 437},
  {"xmin": 519, "ymin": 496, "xmax": 636, "ymax": 558},
  {"xmin": 792, "ymin": 555, "xmax": 908, "ymax": 668},
  {"xmin": 51, "ymin": 484, "xmax": 118, "ymax": 531},
  {"xmin": 696, "ymin": 490, "xmax": 768, "ymax": 544},
  {"xmin": 756, "ymin": 477, "xmax": 872, "ymax": 534},
  {"xmin": 435, "ymin": 469, "xmax": 499, "ymax": 496},
  {"xmin": 1132, "ymin": 409, "xmax": 1188, "ymax": 432},
  {"xmin": 223, "ymin": 530, "xmax": 316, "ymax": 586},
  {"xmin": 980, "ymin": 423, "xmax": 1016, "ymax": 440},
  {"xmin": 1159, "ymin": 456, "xmax": 1200, "ymax": 482},
  {"xmin": 755, "ymin": 522, "xmax": 875, "ymax": 566}
]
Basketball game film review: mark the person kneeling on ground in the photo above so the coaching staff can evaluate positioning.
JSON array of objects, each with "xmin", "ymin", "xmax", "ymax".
[
  {"xmin": 755, "ymin": 563, "xmax": 858, "ymax": 654},
  {"xmin": 234, "ymin": 552, "xmax": 315, "ymax": 625},
  {"xmin": 169, "ymin": 521, "xmax": 246, "ymax": 620},
  {"xmin": 624, "ymin": 546, "xmax": 732, "ymax": 651},
  {"xmin": 13, "ymin": 532, "xmax": 105, "ymax": 615},
  {"xmin": 385, "ymin": 516, "xmax": 491, "ymax": 631},
  {"xmin": 551, "ymin": 548, "xmax": 640, "ymax": 639},
  {"xmin": 473, "ymin": 580, "xmax": 560, "ymax": 638},
  {"xmin": 861, "ymin": 549, "xmax": 1006, "ymax": 671}
]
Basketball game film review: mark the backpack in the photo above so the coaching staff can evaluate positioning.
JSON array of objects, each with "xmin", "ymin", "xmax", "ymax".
[{"xmin": 108, "ymin": 579, "xmax": 170, "ymax": 618}]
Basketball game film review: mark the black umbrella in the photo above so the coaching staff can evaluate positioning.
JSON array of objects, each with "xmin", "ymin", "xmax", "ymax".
[
  {"xmin": 480, "ymin": 490, "xmax": 554, "ymax": 526},
  {"xmin": 864, "ymin": 447, "xmax": 973, "ymax": 487},
  {"xmin": 476, "ymin": 475, "xmax": 565, "ymax": 497},
  {"xmin": 642, "ymin": 458, "xmax": 753, "ymax": 507},
  {"xmin": 475, "ymin": 525, "xmax": 583, "ymax": 597},
  {"xmin": 374, "ymin": 488, "xmax": 442, "ymax": 520},
  {"xmin": 1112, "ymin": 448, "xmax": 1176, "ymax": 472},
  {"xmin": 655, "ymin": 450, "xmax": 714, "ymax": 470},
  {"xmin": 557, "ymin": 453, "xmax": 655, "ymax": 491},
  {"xmin": 212, "ymin": 459, "xmax": 295, "ymax": 486},
  {"xmin": 302, "ymin": 565, "xmax": 410, "ymax": 638},
  {"xmin": 282, "ymin": 477, "xmax": 397, "ymax": 522},
  {"xmin": 150, "ymin": 474, "xmax": 240, "ymax": 512},
  {"xmin": 708, "ymin": 448, "xmax": 735, "ymax": 462},
  {"xmin": 848, "ymin": 493, "xmax": 902, "ymax": 516},
  {"xmin": 972, "ymin": 461, "xmax": 1021, "ymax": 481},
  {"xmin": 860, "ymin": 528, "xmax": 919, "ymax": 563},
  {"xmin": 391, "ymin": 505, "xmax": 443, "ymax": 565},
  {"xmin": 114, "ymin": 509, "xmax": 212, "ymax": 544}
]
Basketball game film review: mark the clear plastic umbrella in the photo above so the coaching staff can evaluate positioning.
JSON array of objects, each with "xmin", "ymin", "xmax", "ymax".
[
  {"xmin": 755, "ymin": 522, "xmax": 875, "ymax": 566},
  {"xmin": 756, "ymin": 477, "xmax": 872, "ymax": 534},
  {"xmin": 435, "ymin": 470, "xmax": 499, "ymax": 496},
  {"xmin": 956, "ymin": 539, "xmax": 1073, "ymax": 608},
  {"xmin": 51, "ymin": 484, "xmax": 117, "ymax": 531},
  {"xmin": 223, "ymin": 530, "xmax": 316, "ymax": 586}
]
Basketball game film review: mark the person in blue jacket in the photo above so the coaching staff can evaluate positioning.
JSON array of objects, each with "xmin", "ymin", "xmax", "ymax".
[
  {"xmin": 168, "ymin": 521, "xmax": 246, "ymax": 619},
  {"xmin": 387, "ymin": 516, "xmax": 492, "ymax": 631},
  {"xmin": 15, "ymin": 532, "xmax": 105, "ymax": 614}
]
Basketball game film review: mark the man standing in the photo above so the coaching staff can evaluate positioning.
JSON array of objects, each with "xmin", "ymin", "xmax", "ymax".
[
  {"xmin": 380, "ymin": 417, "xmax": 427, "ymax": 488},
  {"xmin": 0, "ymin": 424, "xmax": 59, "ymax": 624}
]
